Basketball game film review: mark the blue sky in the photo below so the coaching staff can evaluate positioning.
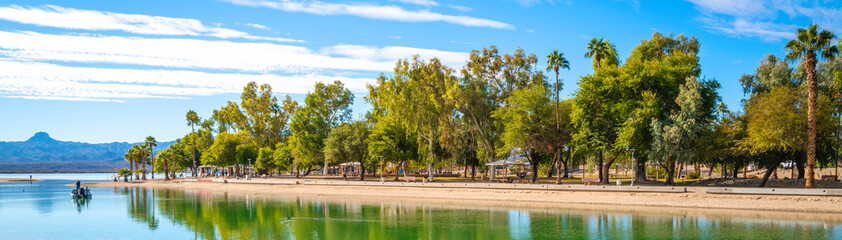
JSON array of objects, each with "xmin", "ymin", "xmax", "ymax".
[{"xmin": 0, "ymin": 0, "xmax": 840, "ymax": 143}]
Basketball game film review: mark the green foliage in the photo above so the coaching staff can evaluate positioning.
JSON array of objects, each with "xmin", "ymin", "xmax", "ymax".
[
  {"xmin": 254, "ymin": 147, "xmax": 275, "ymax": 171},
  {"xmin": 324, "ymin": 121, "xmax": 369, "ymax": 166},
  {"xmin": 686, "ymin": 172, "xmax": 700, "ymax": 180},
  {"xmin": 585, "ymin": 38, "xmax": 619, "ymax": 69},
  {"xmin": 202, "ymin": 132, "xmax": 244, "ymax": 167},
  {"xmin": 493, "ymin": 83, "xmax": 558, "ymax": 182},
  {"xmin": 367, "ymin": 119, "xmax": 418, "ymax": 168},
  {"xmin": 289, "ymin": 80, "xmax": 354, "ymax": 169},
  {"xmin": 117, "ymin": 168, "xmax": 132, "ymax": 181},
  {"xmin": 272, "ymin": 142, "xmax": 294, "ymax": 171},
  {"xmin": 235, "ymin": 143, "xmax": 258, "ymax": 166}
]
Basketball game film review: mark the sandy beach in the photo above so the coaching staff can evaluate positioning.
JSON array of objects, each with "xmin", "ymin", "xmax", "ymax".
[
  {"xmin": 84, "ymin": 178, "xmax": 842, "ymax": 215},
  {"xmin": 0, "ymin": 178, "xmax": 41, "ymax": 182}
]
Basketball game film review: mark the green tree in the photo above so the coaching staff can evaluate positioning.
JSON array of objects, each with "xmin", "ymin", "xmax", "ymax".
[
  {"xmin": 449, "ymin": 46, "xmax": 547, "ymax": 172},
  {"xmin": 289, "ymin": 81, "xmax": 353, "ymax": 177},
  {"xmin": 186, "ymin": 110, "xmax": 201, "ymax": 177},
  {"xmin": 325, "ymin": 121, "xmax": 370, "ymax": 180},
  {"xmin": 202, "ymin": 132, "xmax": 244, "ymax": 176},
  {"xmin": 254, "ymin": 147, "xmax": 274, "ymax": 175},
  {"xmin": 235, "ymin": 143, "xmax": 258, "ymax": 176},
  {"xmin": 367, "ymin": 118, "xmax": 419, "ymax": 181},
  {"xmin": 124, "ymin": 145, "xmax": 138, "ymax": 180},
  {"xmin": 784, "ymin": 24, "xmax": 839, "ymax": 188},
  {"xmin": 145, "ymin": 136, "xmax": 157, "ymax": 179},
  {"xmin": 494, "ymin": 83, "xmax": 557, "ymax": 183},
  {"xmin": 743, "ymin": 86, "xmax": 805, "ymax": 186},
  {"xmin": 649, "ymin": 77, "xmax": 706, "ymax": 185},
  {"xmin": 369, "ymin": 57, "xmax": 456, "ymax": 182}
]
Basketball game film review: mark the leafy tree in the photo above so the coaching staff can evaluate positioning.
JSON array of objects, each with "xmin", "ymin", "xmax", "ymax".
[
  {"xmin": 272, "ymin": 142, "xmax": 295, "ymax": 173},
  {"xmin": 448, "ymin": 46, "xmax": 546, "ymax": 173},
  {"xmin": 784, "ymin": 24, "xmax": 839, "ymax": 188},
  {"xmin": 324, "ymin": 121, "xmax": 370, "ymax": 180},
  {"xmin": 289, "ymin": 81, "xmax": 353, "ymax": 177},
  {"xmin": 494, "ymin": 83, "xmax": 557, "ymax": 183},
  {"xmin": 743, "ymin": 86, "xmax": 804, "ymax": 186},
  {"xmin": 202, "ymin": 132, "xmax": 244, "ymax": 175},
  {"xmin": 254, "ymin": 147, "xmax": 274, "ymax": 175},
  {"xmin": 367, "ymin": 118, "xmax": 418, "ymax": 181},
  {"xmin": 649, "ymin": 77, "xmax": 706, "ymax": 185},
  {"xmin": 573, "ymin": 32, "xmax": 715, "ymax": 184},
  {"xmin": 235, "ymin": 143, "xmax": 258, "ymax": 176},
  {"xmin": 369, "ymin": 57, "xmax": 456, "ymax": 181},
  {"xmin": 124, "ymin": 145, "xmax": 138, "ymax": 180},
  {"xmin": 186, "ymin": 110, "xmax": 201, "ymax": 177}
]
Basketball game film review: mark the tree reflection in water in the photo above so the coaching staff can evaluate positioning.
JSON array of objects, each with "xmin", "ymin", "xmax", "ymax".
[{"xmin": 117, "ymin": 188, "xmax": 838, "ymax": 240}]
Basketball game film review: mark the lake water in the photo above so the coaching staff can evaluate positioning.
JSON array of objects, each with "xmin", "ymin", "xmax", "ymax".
[{"xmin": 1, "ymin": 173, "xmax": 841, "ymax": 239}]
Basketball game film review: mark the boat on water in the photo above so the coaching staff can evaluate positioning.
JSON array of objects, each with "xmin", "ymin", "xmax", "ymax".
[{"xmin": 71, "ymin": 187, "xmax": 92, "ymax": 199}]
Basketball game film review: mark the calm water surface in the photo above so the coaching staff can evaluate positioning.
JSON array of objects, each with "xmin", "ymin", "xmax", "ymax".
[{"xmin": 1, "ymin": 174, "xmax": 841, "ymax": 239}]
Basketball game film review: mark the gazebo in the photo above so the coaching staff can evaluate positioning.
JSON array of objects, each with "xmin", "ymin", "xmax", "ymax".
[
  {"xmin": 339, "ymin": 162, "xmax": 362, "ymax": 176},
  {"xmin": 485, "ymin": 159, "xmax": 530, "ymax": 181}
]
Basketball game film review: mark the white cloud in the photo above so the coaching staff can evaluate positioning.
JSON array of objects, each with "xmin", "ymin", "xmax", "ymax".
[
  {"xmin": 446, "ymin": 5, "xmax": 472, "ymax": 12},
  {"xmin": 391, "ymin": 0, "xmax": 439, "ymax": 7},
  {"xmin": 245, "ymin": 23, "xmax": 270, "ymax": 30},
  {"xmin": 0, "ymin": 5, "xmax": 303, "ymax": 43},
  {"xmin": 0, "ymin": 60, "xmax": 375, "ymax": 101},
  {"xmin": 389, "ymin": 35, "xmax": 403, "ymax": 39},
  {"xmin": 320, "ymin": 45, "xmax": 468, "ymax": 69},
  {"xmin": 0, "ymin": 31, "xmax": 467, "ymax": 73},
  {"xmin": 687, "ymin": 0, "xmax": 842, "ymax": 41},
  {"xmin": 222, "ymin": 0, "xmax": 514, "ymax": 29}
]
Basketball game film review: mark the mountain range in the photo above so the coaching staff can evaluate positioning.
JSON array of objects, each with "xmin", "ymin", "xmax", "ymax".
[{"xmin": 0, "ymin": 132, "xmax": 173, "ymax": 172}]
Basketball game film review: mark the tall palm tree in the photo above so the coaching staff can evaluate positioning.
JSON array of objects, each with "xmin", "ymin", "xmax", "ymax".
[
  {"xmin": 784, "ymin": 24, "xmax": 839, "ymax": 188},
  {"xmin": 137, "ymin": 144, "xmax": 149, "ymax": 180},
  {"xmin": 585, "ymin": 38, "xmax": 610, "ymax": 69},
  {"xmin": 145, "ymin": 136, "xmax": 157, "ymax": 179},
  {"xmin": 124, "ymin": 147, "xmax": 135, "ymax": 181},
  {"xmin": 186, "ymin": 110, "xmax": 201, "ymax": 177},
  {"xmin": 547, "ymin": 49, "xmax": 570, "ymax": 184}
]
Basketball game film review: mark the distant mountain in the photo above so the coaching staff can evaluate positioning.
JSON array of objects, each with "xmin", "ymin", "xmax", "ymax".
[{"xmin": 0, "ymin": 132, "xmax": 174, "ymax": 172}]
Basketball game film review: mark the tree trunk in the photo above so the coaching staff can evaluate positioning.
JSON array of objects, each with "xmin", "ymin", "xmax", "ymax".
[
  {"xmin": 759, "ymin": 160, "xmax": 782, "ymax": 187},
  {"xmin": 600, "ymin": 155, "xmax": 617, "ymax": 184},
  {"xmin": 805, "ymin": 52, "xmax": 818, "ymax": 188},
  {"xmin": 294, "ymin": 165, "xmax": 300, "ymax": 178},
  {"xmin": 324, "ymin": 159, "xmax": 329, "ymax": 176},
  {"xmin": 191, "ymin": 126, "xmax": 197, "ymax": 178},
  {"xmin": 427, "ymin": 130, "xmax": 435, "ymax": 182},
  {"xmin": 359, "ymin": 161, "xmax": 365, "ymax": 181},
  {"xmin": 547, "ymin": 158, "xmax": 556, "ymax": 178},
  {"xmin": 555, "ymin": 150, "xmax": 562, "ymax": 184},
  {"xmin": 531, "ymin": 159, "xmax": 539, "ymax": 184},
  {"xmin": 142, "ymin": 160, "xmax": 147, "ymax": 180},
  {"xmin": 665, "ymin": 156, "xmax": 676, "ymax": 185},
  {"xmin": 134, "ymin": 160, "xmax": 139, "ymax": 181},
  {"xmin": 394, "ymin": 161, "xmax": 403, "ymax": 181},
  {"xmin": 797, "ymin": 161, "xmax": 805, "ymax": 179},
  {"xmin": 470, "ymin": 162, "xmax": 476, "ymax": 181},
  {"xmin": 598, "ymin": 150, "xmax": 604, "ymax": 183},
  {"xmin": 151, "ymin": 149, "xmax": 155, "ymax": 180},
  {"xmin": 164, "ymin": 157, "xmax": 169, "ymax": 181},
  {"xmin": 402, "ymin": 160, "xmax": 409, "ymax": 180},
  {"xmin": 300, "ymin": 166, "xmax": 313, "ymax": 177}
]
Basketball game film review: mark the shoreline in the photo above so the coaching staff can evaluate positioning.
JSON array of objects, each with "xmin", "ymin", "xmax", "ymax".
[
  {"xmin": 84, "ymin": 179, "xmax": 842, "ymax": 215},
  {"xmin": 0, "ymin": 178, "xmax": 42, "ymax": 182}
]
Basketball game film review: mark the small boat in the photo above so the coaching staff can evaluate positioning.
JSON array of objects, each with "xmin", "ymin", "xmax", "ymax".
[{"xmin": 71, "ymin": 187, "xmax": 92, "ymax": 199}]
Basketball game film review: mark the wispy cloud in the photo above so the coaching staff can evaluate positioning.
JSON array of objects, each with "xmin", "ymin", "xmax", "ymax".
[
  {"xmin": 222, "ymin": 0, "xmax": 514, "ymax": 30},
  {"xmin": 0, "ymin": 5, "xmax": 303, "ymax": 42},
  {"xmin": 686, "ymin": 0, "xmax": 842, "ymax": 41},
  {"xmin": 391, "ymin": 0, "xmax": 439, "ymax": 7},
  {"xmin": 446, "ymin": 5, "xmax": 472, "ymax": 12},
  {"xmin": 320, "ymin": 45, "xmax": 468, "ymax": 68},
  {"xmin": 245, "ymin": 23, "xmax": 270, "ymax": 30},
  {"xmin": 0, "ymin": 31, "xmax": 438, "ymax": 73},
  {"xmin": 389, "ymin": 35, "xmax": 403, "ymax": 39},
  {"xmin": 0, "ymin": 60, "xmax": 375, "ymax": 102}
]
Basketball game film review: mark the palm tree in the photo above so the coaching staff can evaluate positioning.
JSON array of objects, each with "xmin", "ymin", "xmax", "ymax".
[
  {"xmin": 784, "ymin": 24, "xmax": 839, "ymax": 188},
  {"xmin": 585, "ymin": 38, "xmax": 611, "ymax": 69},
  {"xmin": 137, "ymin": 144, "xmax": 149, "ymax": 180},
  {"xmin": 547, "ymin": 49, "xmax": 570, "ymax": 184},
  {"xmin": 186, "ymin": 110, "xmax": 201, "ymax": 177},
  {"xmin": 124, "ymin": 148, "xmax": 135, "ymax": 181},
  {"xmin": 145, "ymin": 136, "xmax": 157, "ymax": 179}
]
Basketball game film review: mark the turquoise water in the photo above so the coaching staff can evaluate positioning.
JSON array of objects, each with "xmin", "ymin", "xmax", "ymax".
[{"xmin": 1, "ymin": 174, "xmax": 841, "ymax": 239}]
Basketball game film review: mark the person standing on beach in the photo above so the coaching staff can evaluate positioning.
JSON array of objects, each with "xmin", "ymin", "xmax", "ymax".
[{"xmin": 76, "ymin": 180, "xmax": 80, "ymax": 189}]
